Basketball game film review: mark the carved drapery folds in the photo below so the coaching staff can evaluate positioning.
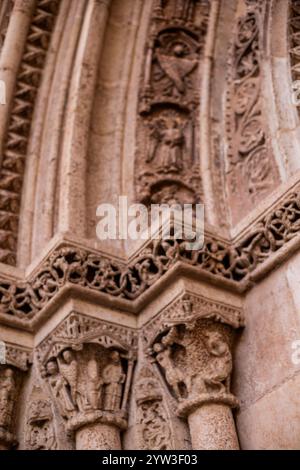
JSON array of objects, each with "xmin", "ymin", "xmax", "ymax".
[
  {"xmin": 135, "ymin": 0, "xmax": 210, "ymax": 206},
  {"xmin": 144, "ymin": 294, "xmax": 243, "ymax": 449},
  {"xmin": 0, "ymin": 0, "xmax": 59, "ymax": 266},
  {"xmin": 226, "ymin": 0, "xmax": 280, "ymax": 223},
  {"xmin": 135, "ymin": 367, "xmax": 174, "ymax": 450},
  {"xmin": 37, "ymin": 314, "xmax": 137, "ymax": 439}
]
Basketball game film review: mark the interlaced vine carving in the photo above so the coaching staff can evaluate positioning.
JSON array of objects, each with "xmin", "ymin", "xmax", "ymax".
[
  {"xmin": 0, "ymin": 185, "xmax": 299, "ymax": 320},
  {"xmin": 225, "ymin": 0, "xmax": 279, "ymax": 222},
  {"xmin": 0, "ymin": 0, "xmax": 59, "ymax": 266}
]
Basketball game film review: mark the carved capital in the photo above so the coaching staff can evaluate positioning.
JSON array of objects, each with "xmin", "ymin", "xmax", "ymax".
[
  {"xmin": 37, "ymin": 313, "xmax": 137, "ymax": 433},
  {"xmin": 144, "ymin": 294, "xmax": 243, "ymax": 419}
]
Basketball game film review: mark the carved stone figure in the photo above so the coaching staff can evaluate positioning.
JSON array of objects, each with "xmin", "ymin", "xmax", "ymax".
[
  {"xmin": 147, "ymin": 116, "xmax": 185, "ymax": 171},
  {"xmin": 156, "ymin": 41, "xmax": 198, "ymax": 97},
  {"xmin": 102, "ymin": 351, "xmax": 125, "ymax": 412},
  {"xmin": 86, "ymin": 358, "xmax": 103, "ymax": 410},
  {"xmin": 0, "ymin": 367, "xmax": 15, "ymax": 430},
  {"xmin": 152, "ymin": 341, "xmax": 186, "ymax": 400},
  {"xmin": 203, "ymin": 331, "xmax": 232, "ymax": 394},
  {"xmin": 46, "ymin": 359, "xmax": 75, "ymax": 418}
]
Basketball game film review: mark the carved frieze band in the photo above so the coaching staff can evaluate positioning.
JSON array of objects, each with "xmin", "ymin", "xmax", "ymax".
[
  {"xmin": 36, "ymin": 313, "xmax": 138, "ymax": 432},
  {"xmin": 0, "ymin": 0, "xmax": 59, "ymax": 266},
  {"xmin": 225, "ymin": 0, "xmax": 280, "ymax": 222},
  {"xmin": 135, "ymin": 0, "xmax": 210, "ymax": 207},
  {"xmin": 0, "ymin": 184, "xmax": 300, "ymax": 320}
]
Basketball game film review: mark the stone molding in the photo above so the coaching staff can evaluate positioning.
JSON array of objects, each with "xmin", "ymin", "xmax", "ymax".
[
  {"xmin": 0, "ymin": 181, "xmax": 299, "ymax": 324},
  {"xmin": 0, "ymin": 0, "xmax": 60, "ymax": 266}
]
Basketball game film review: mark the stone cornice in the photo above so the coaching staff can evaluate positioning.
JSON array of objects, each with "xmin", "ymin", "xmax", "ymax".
[{"xmin": 0, "ymin": 180, "xmax": 299, "ymax": 328}]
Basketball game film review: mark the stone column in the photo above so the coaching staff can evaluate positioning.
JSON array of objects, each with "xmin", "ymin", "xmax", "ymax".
[
  {"xmin": 38, "ymin": 313, "xmax": 137, "ymax": 450},
  {"xmin": 149, "ymin": 297, "xmax": 244, "ymax": 450},
  {"xmin": 76, "ymin": 422, "xmax": 121, "ymax": 451},
  {"xmin": 187, "ymin": 403, "xmax": 239, "ymax": 450}
]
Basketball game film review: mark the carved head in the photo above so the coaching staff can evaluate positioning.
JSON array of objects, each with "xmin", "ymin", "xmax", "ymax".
[
  {"xmin": 3, "ymin": 367, "xmax": 14, "ymax": 378},
  {"xmin": 46, "ymin": 360, "xmax": 58, "ymax": 376},
  {"xmin": 62, "ymin": 349, "xmax": 74, "ymax": 364},
  {"xmin": 109, "ymin": 350, "xmax": 121, "ymax": 363},
  {"xmin": 153, "ymin": 342, "xmax": 164, "ymax": 354}
]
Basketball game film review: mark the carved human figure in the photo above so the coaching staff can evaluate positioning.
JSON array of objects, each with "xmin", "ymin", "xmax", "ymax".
[
  {"xmin": 153, "ymin": 342, "xmax": 185, "ymax": 399},
  {"xmin": 0, "ymin": 367, "xmax": 15, "ymax": 429},
  {"xmin": 102, "ymin": 351, "xmax": 125, "ymax": 412},
  {"xmin": 86, "ymin": 358, "xmax": 103, "ymax": 410},
  {"xmin": 46, "ymin": 359, "xmax": 75, "ymax": 417},
  {"xmin": 57, "ymin": 349, "xmax": 89, "ymax": 412},
  {"xmin": 147, "ymin": 117, "xmax": 184, "ymax": 172},
  {"xmin": 156, "ymin": 42, "xmax": 198, "ymax": 96},
  {"xmin": 203, "ymin": 331, "xmax": 232, "ymax": 393},
  {"xmin": 57, "ymin": 350, "xmax": 78, "ymax": 405}
]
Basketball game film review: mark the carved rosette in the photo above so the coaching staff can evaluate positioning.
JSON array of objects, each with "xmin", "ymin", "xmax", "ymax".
[
  {"xmin": 36, "ymin": 313, "xmax": 137, "ymax": 434},
  {"xmin": 225, "ymin": 0, "xmax": 280, "ymax": 223},
  {"xmin": 135, "ymin": 0, "xmax": 210, "ymax": 207},
  {"xmin": 0, "ymin": 343, "xmax": 31, "ymax": 449},
  {"xmin": 143, "ymin": 293, "xmax": 244, "ymax": 449}
]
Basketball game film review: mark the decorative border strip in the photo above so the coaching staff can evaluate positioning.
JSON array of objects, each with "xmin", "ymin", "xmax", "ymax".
[
  {"xmin": 0, "ymin": 183, "xmax": 299, "ymax": 321},
  {"xmin": 0, "ymin": 0, "xmax": 59, "ymax": 266}
]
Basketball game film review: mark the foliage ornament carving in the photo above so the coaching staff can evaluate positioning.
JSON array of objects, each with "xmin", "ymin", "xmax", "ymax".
[
  {"xmin": 135, "ymin": 367, "xmax": 174, "ymax": 450},
  {"xmin": 0, "ymin": 185, "xmax": 300, "ymax": 321},
  {"xmin": 25, "ymin": 399, "xmax": 57, "ymax": 450},
  {"xmin": 135, "ymin": 0, "xmax": 210, "ymax": 207},
  {"xmin": 37, "ymin": 313, "xmax": 137, "ymax": 433},
  {"xmin": 144, "ymin": 293, "xmax": 243, "ymax": 418},
  {"xmin": 226, "ymin": 0, "xmax": 280, "ymax": 222}
]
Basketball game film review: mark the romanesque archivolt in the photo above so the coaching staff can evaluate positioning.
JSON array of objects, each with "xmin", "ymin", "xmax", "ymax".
[
  {"xmin": 135, "ymin": 0, "xmax": 210, "ymax": 207},
  {"xmin": 0, "ymin": 0, "xmax": 59, "ymax": 266},
  {"xmin": 226, "ymin": 0, "xmax": 280, "ymax": 222}
]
